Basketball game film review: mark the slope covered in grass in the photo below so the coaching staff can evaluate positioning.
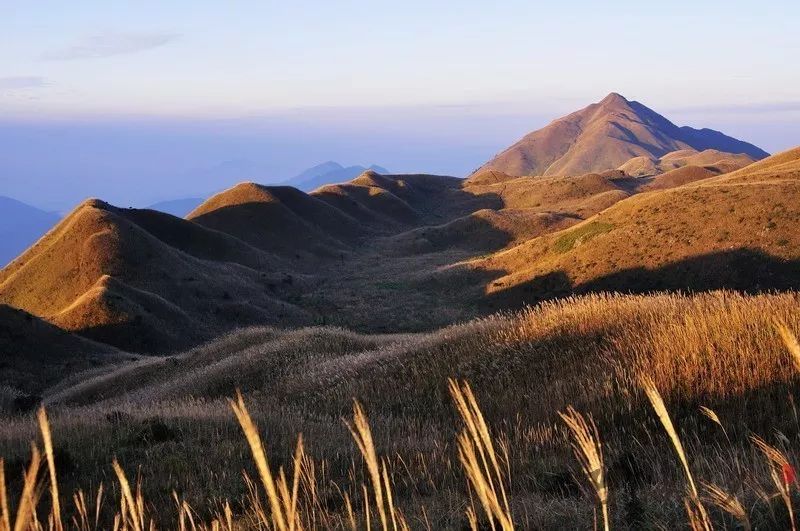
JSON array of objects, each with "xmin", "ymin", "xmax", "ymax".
[
  {"xmin": 4, "ymin": 291, "xmax": 800, "ymax": 528},
  {"xmin": 457, "ymin": 147, "xmax": 800, "ymax": 307},
  {"xmin": 0, "ymin": 199, "xmax": 310, "ymax": 352}
]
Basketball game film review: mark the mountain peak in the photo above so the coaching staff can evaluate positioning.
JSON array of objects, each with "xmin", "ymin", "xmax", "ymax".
[
  {"xmin": 474, "ymin": 94, "xmax": 767, "ymax": 177},
  {"xmin": 598, "ymin": 92, "xmax": 629, "ymax": 106}
]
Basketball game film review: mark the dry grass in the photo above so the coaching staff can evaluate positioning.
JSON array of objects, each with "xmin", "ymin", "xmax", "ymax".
[
  {"xmin": 3, "ymin": 290, "xmax": 800, "ymax": 528},
  {"xmin": 449, "ymin": 379, "xmax": 512, "ymax": 530},
  {"xmin": 558, "ymin": 406, "xmax": 608, "ymax": 531}
]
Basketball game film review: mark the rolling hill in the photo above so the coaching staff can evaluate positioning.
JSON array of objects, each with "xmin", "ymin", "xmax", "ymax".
[
  {"xmin": 475, "ymin": 92, "xmax": 768, "ymax": 177},
  {"xmin": 0, "ymin": 199, "xmax": 311, "ymax": 352},
  {"xmin": 0, "ymin": 304, "xmax": 132, "ymax": 398},
  {"xmin": 456, "ymin": 146, "xmax": 800, "ymax": 308},
  {"xmin": 0, "ymin": 100, "xmax": 787, "ymax": 361}
]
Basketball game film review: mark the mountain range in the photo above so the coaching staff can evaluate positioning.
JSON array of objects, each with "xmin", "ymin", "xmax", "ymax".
[{"xmin": 3, "ymin": 93, "xmax": 797, "ymax": 391}]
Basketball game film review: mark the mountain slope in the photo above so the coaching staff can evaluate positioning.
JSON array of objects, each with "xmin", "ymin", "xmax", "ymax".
[
  {"xmin": 476, "ymin": 93, "xmax": 768, "ymax": 177},
  {"xmin": 458, "ymin": 147, "xmax": 800, "ymax": 307},
  {"xmin": 0, "ymin": 196, "xmax": 60, "ymax": 266},
  {"xmin": 0, "ymin": 200, "xmax": 310, "ymax": 352},
  {"xmin": 617, "ymin": 148, "xmax": 756, "ymax": 177},
  {"xmin": 0, "ymin": 147, "xmax": 778, "ymax": 355},
  {"xmin": 187, "ymin": 183, "xmax": 368, "ymax": 260}
]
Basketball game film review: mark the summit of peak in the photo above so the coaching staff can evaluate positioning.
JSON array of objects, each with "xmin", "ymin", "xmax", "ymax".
[{"xmin": 597, "ymin": 92, "xmax": 631, "ymax": 108}]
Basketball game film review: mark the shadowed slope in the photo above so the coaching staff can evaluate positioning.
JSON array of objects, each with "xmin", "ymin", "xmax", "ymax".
[
  {"xmin": 0, "ymin": 304, "xmax": 132, "ymax": 396},
  {"xmin": 476, "ymin": 93, "xmax": 767, "ymax": 177}
]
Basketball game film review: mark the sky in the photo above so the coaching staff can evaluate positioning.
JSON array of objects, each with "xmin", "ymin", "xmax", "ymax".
[{"xmin": 1, "ymin": 0, "xmax": 799, "ymax": 210}]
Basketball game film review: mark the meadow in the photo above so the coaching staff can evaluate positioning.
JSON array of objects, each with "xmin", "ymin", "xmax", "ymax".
[{"xmin": 2, "ymin": 290, "xmax": 800, "ymax": 529}]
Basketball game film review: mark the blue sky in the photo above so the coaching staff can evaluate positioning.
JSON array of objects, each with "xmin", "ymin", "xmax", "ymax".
[{"xmin": 1, "ymin": 1, "xmax": 799, "ymax": 209}]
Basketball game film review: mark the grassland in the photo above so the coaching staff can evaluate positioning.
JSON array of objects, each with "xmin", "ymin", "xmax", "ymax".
[{"xmin": 3, "ymin": 290, "xmax": 800, "ymax": 529}]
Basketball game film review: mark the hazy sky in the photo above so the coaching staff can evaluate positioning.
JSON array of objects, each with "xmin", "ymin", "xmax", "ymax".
[{"xmin": 2, "ymin": 1, "xmax": 799, "ymax": 209}]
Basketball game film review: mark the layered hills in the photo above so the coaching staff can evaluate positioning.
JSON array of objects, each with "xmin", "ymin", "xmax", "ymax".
[
  {"xmin": 475, "ymin": 93, "xmax": 768, "ymax": 177},
  {"xmin": 0, "ymin": 199, "xmax": 312, "ymax": 352},
  {"xmin": 1, "ymin": 95, "xmax": 792, "ymax": 384},
  {"xmin": 456, "ymin": 146, "xmax": 800, "ymax": 308}
]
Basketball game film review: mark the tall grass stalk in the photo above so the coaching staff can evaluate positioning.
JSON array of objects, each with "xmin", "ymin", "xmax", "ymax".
[
  {"xmin": 229, "ymin": 390, "xmax": 304, "ymax": 531},
  {"xmin": 702, "ymin": 482, "xmax": 750, "ymax": 531},
  {"xmin": 0, "ymin": 459, "xmax": 10, "ymax": 531},
  {"xmin": 345, "ymin": 401, "xmax": 407, "ymax": 531},
  {"xmin": 641, "ymin": 376, "xmax": 711, "ymax": 530},
  {"xmin": 14, "ymin": 444, "xmax": 42, "ymax": 531},
  {"xmin": 559, "ymin": 406, "xmax": 609, "ymax": 531},
  {"xmin": 37, "ymin": 407, "xmax": 62, "ymax": 531},
  {"xmin": 752, "ymin": 435, "xmax": 796, "ymax": 531},
  {"xmin": 449, "ymin": 379, "xmax": 513, "ymax": 531}
]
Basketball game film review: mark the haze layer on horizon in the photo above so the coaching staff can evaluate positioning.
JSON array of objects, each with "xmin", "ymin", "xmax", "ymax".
[{"xmin": 2, "ymin": 0, "xmax": 799, "ymax": 210}]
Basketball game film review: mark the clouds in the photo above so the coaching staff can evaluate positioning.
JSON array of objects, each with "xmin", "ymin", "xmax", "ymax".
[
  {"xmin": 42, "ymin": 31, "xmax": 179, "ymax": 61},
  {"xmin": 0, "ymin": 76, "xmax": 49, "ymax": 90}
]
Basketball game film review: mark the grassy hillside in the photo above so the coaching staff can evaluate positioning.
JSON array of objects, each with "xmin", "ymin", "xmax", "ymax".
[
  {"xmin": 0, "ymin": 200, "xmax": 311, "ymax": 352},
  {"xmin": 456, "ymin": 146, "xmax": 800, "ymax": 308},
  {"xmin": 0, "ymin": 305, "xmax": 132, "ymax": 400},
  {"xmin": 3, "ymin": 291, "xmax": 800, "ymax": 528}
]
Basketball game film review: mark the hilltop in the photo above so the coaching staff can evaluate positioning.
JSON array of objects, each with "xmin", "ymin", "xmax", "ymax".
[
  {"xmin": 475, "ymin": 92, "xmax": 768, "ymax": 177},
  {"xmin": 0, "ymin": 199, "xmax": 311, "ymax": 352}
]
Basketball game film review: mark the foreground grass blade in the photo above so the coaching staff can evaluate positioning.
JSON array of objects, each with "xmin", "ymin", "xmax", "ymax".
[
  {"xmin": 559, "ymin": 406, "xmax": 609, "ymax": 531},
  {"xmin": 449, "ymin": 379, "xmax": 513, "ymax": 531},
  {"xmin": 641, "ymin": 376, "xmax": 711, "ymax": 530}
]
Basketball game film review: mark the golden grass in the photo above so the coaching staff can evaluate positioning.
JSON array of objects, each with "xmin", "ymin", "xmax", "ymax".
[
  {"xmin": 558, "ymin": 406, "xmax": 608, "ymax": 531},
  {"xmin": 230, "ymin": 390, "xmax": 303, "ymax": 531},
  {"xmin": 641, "ymin": 376, "xmax": 711, "ymax": 530},
  {"xmin": 702, "ymin": 481, "xmax": 750, "ymax": 531},
  {"xmin": 752, "ymin": 435, "xmax": 796, "ymax": 531},
  {"xmin": 5, "ymin": 291, "xmax": 800, "ymax": 528},
  {"xmin": 345, "ymin": 401, "xmax": 409, "ymax": 531},
  {"xmin": 449, "ymin": 379, "xmax": 512, "ymax": 531}
]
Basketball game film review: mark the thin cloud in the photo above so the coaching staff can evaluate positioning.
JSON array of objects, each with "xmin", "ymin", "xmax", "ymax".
[
  {"xmin": 0, "ymin": 76, "xmax": 48, "ymax": 90},
  {"xmin": 668, "ymin": 101, "xmax": 800, "ymax": 115},
  {"xmin": 42, "ymin": 31, "xmax": 179, "ymax": 60}
]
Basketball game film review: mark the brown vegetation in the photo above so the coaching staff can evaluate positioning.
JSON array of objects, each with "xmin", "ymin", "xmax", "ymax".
[
  {"xmin": 474, "ymin": 93, "xmax": 766, "ymax": 177},
  {"xmin": 2, "ymin": 291, "xmax": 800, "ymax": 528}
]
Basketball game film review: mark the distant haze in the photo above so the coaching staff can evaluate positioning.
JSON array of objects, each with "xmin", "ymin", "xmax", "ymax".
[
  {"xmin": 1, "ymin": 1, "xmax": 798, "ymax": 210},
  {"xmin": 2, "ymin": 102, "xmax": 798, "ymax": 212}
]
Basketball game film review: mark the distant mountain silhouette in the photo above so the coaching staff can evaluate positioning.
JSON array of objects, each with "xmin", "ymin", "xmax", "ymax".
[
  {"xmin": 475, "ymin": 92, "xmax": 769, "ymax": 177},
  {"xmin": 284, "ymin": 162, "xmax": 389, "ymax": 191},
  {"xmin": 0, "ymin": 196, "xmax": 60, "ymax": 266},
  {"xmin": 147, "ymin": 198, "xmax": 204, "ymax": 218}
]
